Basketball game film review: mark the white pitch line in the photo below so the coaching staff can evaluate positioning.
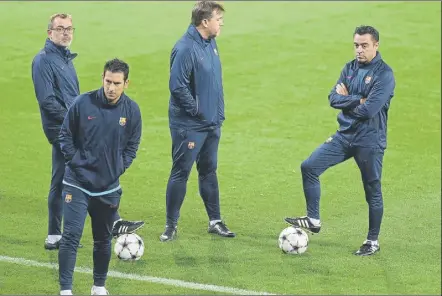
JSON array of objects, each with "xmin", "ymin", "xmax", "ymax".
[{"xmin": 0, "ymin": 255, "xmax": 275, "ymax": 295}]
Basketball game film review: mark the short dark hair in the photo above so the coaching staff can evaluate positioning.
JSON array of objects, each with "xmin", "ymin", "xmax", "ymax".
[
  {"xmin": 354, "ymin": 25, "xmax": 379, "ymax": 42},
  {"xmin": 103, "ymin": 58, "xmax": 129, "ymax": 81},
  {"xmin": 191, "ymin": 1, "xmax": 225, "ymax": 26}
]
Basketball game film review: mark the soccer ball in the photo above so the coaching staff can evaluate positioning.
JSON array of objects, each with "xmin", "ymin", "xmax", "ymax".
[
  {"xmin": 278, "ymin": 226, "xmax": 309, "ymax": 255},
  {"xmin": 114, "ymin": 233, "xmax": 145, "ymax": 261}
]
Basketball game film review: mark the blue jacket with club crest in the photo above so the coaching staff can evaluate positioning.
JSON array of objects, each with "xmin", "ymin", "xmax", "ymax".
[
  {"xmin": 31, "ymin": 39, "xmax": 80, "ymax": 144},
  {"xmin": 59, "ymin": 88, "xmax": 142, "ymax": 195},
  {"xmin": 168, "ymin": 25, "xmax": 225, "ymax": 132},
  {"xmin": 328, "ymin": 52, "xmax": 395, "ymax": 149}
]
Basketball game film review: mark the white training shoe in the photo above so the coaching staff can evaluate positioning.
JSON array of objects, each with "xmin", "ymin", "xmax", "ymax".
[
  {"xmin": 60, "ymin": 290, "xmax": 73, "ymax": 295},
  {"xmin": 91, "ymin": 285, "xmax": 109, "ymax": 295}
]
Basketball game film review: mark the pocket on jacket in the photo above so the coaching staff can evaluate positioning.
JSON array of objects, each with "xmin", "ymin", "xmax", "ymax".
[
  {"xmin": 69, "ymin": 149, "xmax": 86, "ymax": 168},
  {"xmin": 118, "ymin": 155, "xmax": 125, "ymax": 176},
  {"xmin": 177, "ymin": 128, "xmax": 187, "ymax": 139},
  {"xmin": 171, "ymin": 104, "xmax": 181, "ymax": 116}
]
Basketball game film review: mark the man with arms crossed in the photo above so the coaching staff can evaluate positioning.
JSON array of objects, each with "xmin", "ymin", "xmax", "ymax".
[{"xmin": 285, "ymin": 25, "xmax": 395, "ymax": 256}]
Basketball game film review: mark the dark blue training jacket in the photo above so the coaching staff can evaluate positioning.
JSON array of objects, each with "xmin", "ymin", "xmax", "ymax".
[
  {"xmin": 328, "ymin": 52, "xmax": 395, "ymax": 149},
  {"xmin": 31, "ymin": 39, "xmax": 80, "ymax": 144},
  {"xmin": 168, "ymin": 25, "xmax": 225, "ymax": 131},
  {"xmin": 59, "ymin": 88, "xmax": 142, "ymax": 195}
]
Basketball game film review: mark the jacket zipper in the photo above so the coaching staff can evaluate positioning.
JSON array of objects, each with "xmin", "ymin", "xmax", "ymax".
[{"xmin": 210, "ymin": 42, "xmax": 220, "ymax": 124}]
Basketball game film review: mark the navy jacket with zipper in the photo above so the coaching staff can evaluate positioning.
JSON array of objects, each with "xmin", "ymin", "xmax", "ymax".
[
  {"xmin": 31, "ymin": 39, "xmax": 80, "ymax": 144},
  {"xmin": 328, "ymin": 52, "xmax": 395, "ymax": 149},
  {"xmin": 59, "ymin": 88, "xmax": 142, "ymax": 195},
  {"xmin": 168, "ymin": 25, "xmax": 225, "ymax": 132}
]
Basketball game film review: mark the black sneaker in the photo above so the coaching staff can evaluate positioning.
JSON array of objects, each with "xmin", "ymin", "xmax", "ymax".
[
  {"xmin": 208, "ymin": 221, "xmax": 235, "ymax": 238},
  {"xmin": 354, "ymin": 240, "xmax": 380, "ymax": 256},
  {"xmin": 112, "ymin": 220, "xmax": 145, "ymax": 238},
  {"xmin": 284, "ymin": 216, "xmax": 321, "ymax": 234},
  {"xmin": 159, "ymin": 225, "xmax": 177, "ymax": 242},
  {"xmin": 44, "ymin": 239, "xmax": 83, "ymax": 250},
  {"xmin": 44, "ymin": 239, "xmax": 60, "ymax": 250}
]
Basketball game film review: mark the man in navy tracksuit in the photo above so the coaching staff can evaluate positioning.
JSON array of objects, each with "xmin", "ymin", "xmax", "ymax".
[
  {"xmin": 31, "ymin": 13, "xmax": 80, "ymax": 250},
  {"xmin": 285, "ymin": 26, "xmax": 395, "ymax": 256},
  {"xmin": 57, "ymin": 59, "xmax": 142, "ymax": 295},
  {"xmin": 160, "ymin": 1, "xmax": 235, "ymax": 241},
  {"xmin": 32, "ymin": 14, "xmax": 144, "ymax": 250}
]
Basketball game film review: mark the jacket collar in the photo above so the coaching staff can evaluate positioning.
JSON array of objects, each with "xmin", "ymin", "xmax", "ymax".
[
  {"xmin": 358, "ymin": 51, "xmax": 382, "ymax": 69},
  {"xmin": 97, "ymin": 87, "xmax": 126, "ymax": 108},
  {"xmin": 44, "ymin": 38, "xmax": 77, "ymax": 60},
  {"xmin": 186, "ymin": 25, "xmax": 211, "ymax": 47}
]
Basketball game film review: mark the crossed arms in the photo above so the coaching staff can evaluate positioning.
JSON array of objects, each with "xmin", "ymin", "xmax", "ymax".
[{"xmin": 328, "ymin": 68, "xmax": 395, "ymax": 120}]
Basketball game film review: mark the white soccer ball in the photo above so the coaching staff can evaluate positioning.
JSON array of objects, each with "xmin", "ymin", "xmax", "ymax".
[
  {"xmin": 278, "ymin": 226, "xmax": 309, "ymax": 255},
  {"xmin": 114, "ymin": 233, "xmax": 145, "ymax": 261}
]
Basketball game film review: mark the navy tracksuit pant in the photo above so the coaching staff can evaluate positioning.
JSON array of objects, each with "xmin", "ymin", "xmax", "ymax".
[
  {"xmin": 166, "ymin": 127, "xmax": 222, "ymax": 227},
  {"xmin": 58, "ymin": 186, "xmax": 121, "ymax": 290},
  {"xmin": 48, "ymin": 143, "xmax": 65, "ymax": 236},
  {"xmin": 301, "ymin": 132, "xmax": 384, "ymax": 241}
]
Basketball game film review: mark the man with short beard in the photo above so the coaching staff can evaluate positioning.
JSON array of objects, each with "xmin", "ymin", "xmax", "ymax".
[{"xmin": 285, "ymin": 25, "xmax": 396, "ymax": 256}]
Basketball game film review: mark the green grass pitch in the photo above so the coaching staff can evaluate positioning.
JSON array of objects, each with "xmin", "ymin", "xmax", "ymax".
[{"xmin": 0, "ymin": 1, "xmax": 440, "ymax": 295}]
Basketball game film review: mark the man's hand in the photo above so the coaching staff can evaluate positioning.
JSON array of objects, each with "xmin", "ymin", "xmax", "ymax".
[
  {"xmin": 360, "ymin": 98, "xmax": 367, "ymax": 104},
  {"xmin": 336, "ymin": 83, "xmax": 349, "ymax": 96}
]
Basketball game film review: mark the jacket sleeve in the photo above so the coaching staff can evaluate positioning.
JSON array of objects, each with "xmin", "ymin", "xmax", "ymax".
[
  {"xmin": 59, "ymin": 101, "xmax": 78, "ymax": 162},
  {"xmin": 123, "ymin": 104, "xmax": 142, "ymax": 170},
  {"xmin": 31, "ymin": 56, "xmax": 67, "ymax": 123},
  {"xmin": 169, "ymin": 47, "xmax": 198, "ymax": 116},
  {"xmin": 328, "ymin": 66, "xmax": 363, "ymax": 110},
  {"xmin": 349, "ymin": 70, "xmax": 395, "ymax": 120}
]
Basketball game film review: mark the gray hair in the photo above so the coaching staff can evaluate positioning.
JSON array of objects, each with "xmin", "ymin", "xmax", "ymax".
[{"xmin": 47, "ymin": 13, "xmax": 72, "ymax": 30}]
